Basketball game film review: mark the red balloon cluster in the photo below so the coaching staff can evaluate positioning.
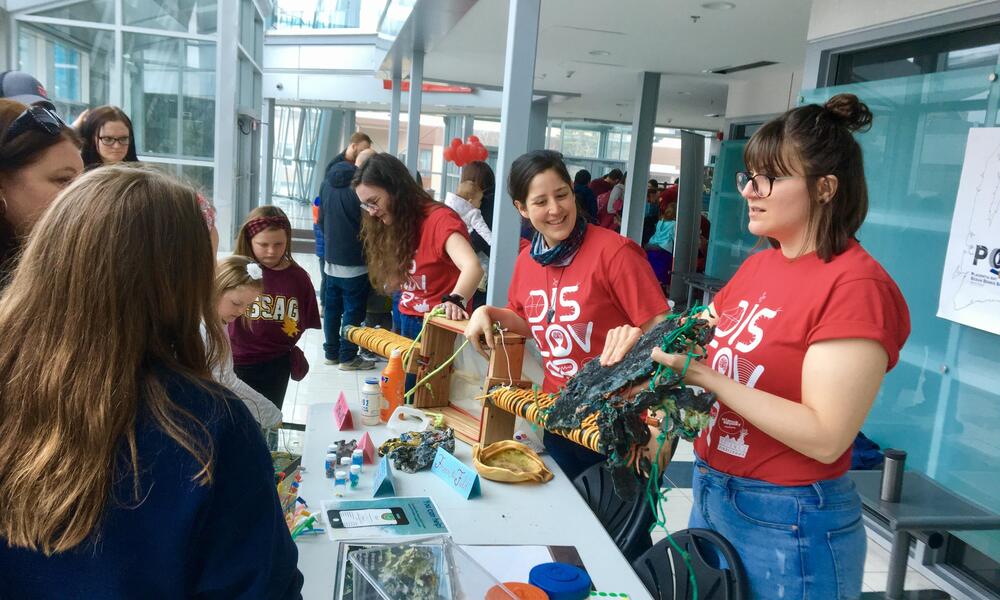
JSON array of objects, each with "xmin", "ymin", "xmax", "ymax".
[{"xmin": 443, "ymin": 136, "xmax": 488, "ymax": 167}]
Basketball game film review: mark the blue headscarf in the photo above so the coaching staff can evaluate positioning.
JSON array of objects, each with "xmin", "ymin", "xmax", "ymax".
[{"xmin": 529, "ymin": 216, "xmax": 588, "ymax": 267}]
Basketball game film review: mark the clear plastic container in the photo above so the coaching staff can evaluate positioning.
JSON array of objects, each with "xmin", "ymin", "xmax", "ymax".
[{"xmin": 348, "ymin": 536, "xmax": 518, "ymax": 600}]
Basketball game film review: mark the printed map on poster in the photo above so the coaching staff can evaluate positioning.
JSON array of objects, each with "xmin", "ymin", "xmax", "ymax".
[{"xmin": 938, "ymin": 127, "xmax": 1000, "ymax": 335}]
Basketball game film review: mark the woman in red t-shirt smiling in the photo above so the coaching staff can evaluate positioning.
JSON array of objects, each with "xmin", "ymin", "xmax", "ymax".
[
  {"xmin": 464, "ymin": 150, "xmax": 670, "ymax": 480},
  {"xmin": 614, "ymin": 94, "xmax": 910, "ymax": 599},
  {"xmin": 353, "ymin": 153, "xmax": 482, "ymax": 338}
]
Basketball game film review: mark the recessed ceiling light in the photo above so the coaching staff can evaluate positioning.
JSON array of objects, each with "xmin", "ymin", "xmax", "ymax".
[
  {"xmin": 677, "ymin": 91, "xmax": 692, "ymax": 95},
  {"xmin": 588, "ymin": 50, "xmax": 611, "ymax": 56},
  {"xmin": 704, "ymin": 113, "xmax": 721, "ymax": 118},
  {"xmin": 701, "ymin": 2, "xmax": 735, "ymax": 9}
]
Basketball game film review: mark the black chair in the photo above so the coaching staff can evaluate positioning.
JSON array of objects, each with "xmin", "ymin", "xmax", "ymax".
[
  {"xmin": 572, "ymin": 463, "xmax": 655, "ymax": 562},
  {"xmin": 633, "ymin": 528, "xmax": 748, "ymax": 600}
]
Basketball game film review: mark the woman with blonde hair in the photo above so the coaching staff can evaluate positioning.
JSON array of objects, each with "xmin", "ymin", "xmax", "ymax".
[
  {"xmin": 0, "ymin": 165, "xmax": 302, "ymax": 597},
  {"xmin": 208, "ymin": 255, "xmax": 284, "ymax": 429}
]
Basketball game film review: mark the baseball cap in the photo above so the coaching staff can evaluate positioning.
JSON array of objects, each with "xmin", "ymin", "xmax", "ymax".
[{"xmin": 0, "ymin": 71, "xmax": 56, "ymax": 110}]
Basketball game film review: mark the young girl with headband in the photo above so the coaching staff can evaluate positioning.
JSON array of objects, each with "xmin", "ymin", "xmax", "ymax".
[{"xmin": 230, "ymin": 206, "xmax": 320, "ymax": 412}]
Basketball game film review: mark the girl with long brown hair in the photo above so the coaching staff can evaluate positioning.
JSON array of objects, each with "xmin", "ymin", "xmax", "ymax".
[
  {"xmin": 231, "ymin": 205, "xmax": 321, "ymax": 411},
  {"xmin": 0, "ymin": 98, "xmax": 83, "ymax": 286},
  {"xmin": 0, "ymin": 165, "xmax": 302, "ymax": 597},
  {"xmin": 354, "ymin": 152, "xmax": 482, "ymax": 338}
]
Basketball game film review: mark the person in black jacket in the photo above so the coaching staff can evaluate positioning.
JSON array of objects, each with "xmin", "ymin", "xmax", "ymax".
[
  {"xmin": 318, "ymin": 148, "xmax": 375, "ymax": 371},
  {"xmin": 573, "ymin": 169, "xmax": 599, "ymax": 224}
]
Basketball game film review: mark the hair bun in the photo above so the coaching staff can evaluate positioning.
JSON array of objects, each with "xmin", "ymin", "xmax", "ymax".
[{"xmin": 823, "ymin": 93, "xmax": 872, "ymax": 132}]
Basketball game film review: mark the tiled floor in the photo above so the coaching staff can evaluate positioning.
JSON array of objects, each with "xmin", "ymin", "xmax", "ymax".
[{"xmin": 278, "ymin": 253, "xmax": 946, "ymax": 598}]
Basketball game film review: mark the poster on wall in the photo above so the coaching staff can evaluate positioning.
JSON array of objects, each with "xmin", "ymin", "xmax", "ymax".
[{"xmin": 937, "ymin": 127, "xmax": 1000, "ymax": 336}]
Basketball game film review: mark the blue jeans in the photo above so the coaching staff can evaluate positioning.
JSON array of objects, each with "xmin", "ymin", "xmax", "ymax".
[
  {"xmin": 391, "ymin": 291, "xmax": 403, "ymax": 334},
  {"xmin": 398, "ymin": 312, "xmax": 422, "ymax": 392},
  {"xmin": 323, "ymin": 273, "xmax": 371, "ymax": 362},
  {"xmin": 689, "ymin": 456, "xmax": 866, "ymax": 600},
  {"xmin": 543, "ymin": 431, "xmax": 605, "ymax": 482}
]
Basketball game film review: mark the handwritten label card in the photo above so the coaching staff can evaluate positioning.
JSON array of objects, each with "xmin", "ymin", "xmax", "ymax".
[
  {"xmin": 357, "ymin": 432, "xmax": 376, "ymax": 464},
  {"xmin": 333, "ymin": 392, "xmax": 353, "ymax": 431},
  {"xmin": 431, "ymin": 447, "xmax": 481, "ymax": 499},
  {"xmin": 372, "ymin": 456, "xmax": 396, "ymax": 497}
]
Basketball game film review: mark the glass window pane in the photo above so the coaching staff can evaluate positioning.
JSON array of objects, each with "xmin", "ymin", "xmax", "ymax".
[
  {"xmin": 123, "ymin": 34, "xmax": 216, "ymax": 160},
  {"xmin": 270, "ymin": 0, "xmax": 367, "ymax": 30},
  {"xmin": 561, "ymin": 127, "xmax": 601, "ymax": 158},
  {"xmin": 123, "ymin": 0, "xmax": 218, "ymax": 35},
  {"xmin": 31, "ymin": 0, "xmax": 115, "ymax": 24},
  {"xmin": 17, "ymin": 23, "xmax": 112, "ymax": 123}
]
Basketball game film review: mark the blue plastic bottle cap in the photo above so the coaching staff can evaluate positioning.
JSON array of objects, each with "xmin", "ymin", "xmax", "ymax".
[
  {"xmin": 528, "ymin": 562, "xmax": 591, "ymax": 600},
  {"xmin": 365, "ymin": 376, "xmax": 378, "ymax": 385}
]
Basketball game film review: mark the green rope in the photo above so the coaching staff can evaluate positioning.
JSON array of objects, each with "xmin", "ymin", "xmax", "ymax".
[
  {"xmin": 644, "ymin": 304, "xmax": 709, "ymax": 600},
  {"xmin": 402, "ymin": 306, "xmax": 470, "ymax": 404},
  {"xmin": 401, "ymin": 307, "xmax": 446, "ymax": 379}
]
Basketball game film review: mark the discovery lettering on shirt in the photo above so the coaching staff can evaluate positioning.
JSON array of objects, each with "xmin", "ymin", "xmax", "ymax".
[
  {"xmin": 704, "ymin": 296, "xmax": 779, "ymax": 460},
  {"xmin": 523, "ymin": 283, "xmax": 594, "ymax": 380},
  {"xmin": 400, "ymin": 260, "xmax": 432, "ymax": 314}
]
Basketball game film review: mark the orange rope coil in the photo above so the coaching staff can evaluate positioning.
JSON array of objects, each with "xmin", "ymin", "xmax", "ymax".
[
  {"xmin": 488, "ymin": 387, "xmax": 607, "ymax": 456},
  {"xmin": 343, "ymin": 326, "xmax": 416, "ymax": 359}
]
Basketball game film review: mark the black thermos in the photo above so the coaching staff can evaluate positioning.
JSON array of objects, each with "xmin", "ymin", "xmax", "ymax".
[{"xmin": 880, "ymin": 448, "xmax": 907, "ymax": 502}]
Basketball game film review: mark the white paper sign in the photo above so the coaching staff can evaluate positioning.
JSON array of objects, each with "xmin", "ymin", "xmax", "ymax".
[{"xmin": 937, "ymin": 127, "xmax": 1000, "ymax": 335}]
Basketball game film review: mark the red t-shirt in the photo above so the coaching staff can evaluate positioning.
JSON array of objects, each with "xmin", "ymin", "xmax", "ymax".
[
  {"xmin": 588, "ymin": 178, "xmax": 613, "ymax": 199},
  {"xmin": 229, "ymin": 261, "xmax": 321, "ymax": 365},
  {"xmin": 398, "ymin": 205, "xmax": 470, "ymax": 317},
  {"xmin": 508, "ymin": 225, "xmax": 669, "ymax": 393},
  {"xmin": 694, "ymin": 241, "xmax": 910, "ymax": 485}
]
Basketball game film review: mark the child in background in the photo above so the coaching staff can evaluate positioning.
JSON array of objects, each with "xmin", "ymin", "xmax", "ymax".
[
  {"xmin": 645, "ymin": 200, "xmax": 677, "ymax": 253},
  {"xmin": 444, "ymin": 179, "xmax": 493, "ymax": 245},
  {"xmin": 230, "ymin": 206, "xmax": 321, "ymax": 412},
  {"xmin": 208, "ymin": 255, "xmax": 284, "ymax": 429},
  {"xmin": 644, "ymin": 200, "xmax": 677, "ymax": 288}
]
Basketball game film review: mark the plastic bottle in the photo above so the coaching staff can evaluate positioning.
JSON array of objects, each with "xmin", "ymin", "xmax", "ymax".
[
  {"xmin": 349, "ymin": 464, "xmax": 360, "ymax": 488},
  {"xmin": 339, "ymin": 456, "xmax": 351, "ymax": 469},
  {"xmin": 334, "ymin": 470, "xmax": 347, "ymax": 496},
  {"xmin": 324, "ymin": 452, "xmax": 337, "ymax": 478},
  {"xmin": 352, "ymin": 448, "xmax": 364, "ymax": 472},
  {"xmin": 360, "ymin": 376, "xmax": 383, "ymax": 426},
  {"xmin": 379, "ymin": 348, "xmax": 404, "ymax": 423}
]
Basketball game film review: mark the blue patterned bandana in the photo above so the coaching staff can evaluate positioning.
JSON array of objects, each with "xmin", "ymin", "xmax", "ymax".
[{"xmin": 529, "ymin": 216, "xmax": 588, "ymax": 267}]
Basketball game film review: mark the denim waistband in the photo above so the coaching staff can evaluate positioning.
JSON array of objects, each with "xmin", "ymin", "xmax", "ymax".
[{"xmin": 693, "ymin": 455, "xmax": 855, "ymax": 507}]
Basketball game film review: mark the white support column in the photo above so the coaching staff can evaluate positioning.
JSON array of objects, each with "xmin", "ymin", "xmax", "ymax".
[
  {"xmin": 405, "ymin": 49, "xmax": 424, "ymax": 176},
  {"xmin": 669, "ymin": 131, "xmax": 706, "ymax": 302},
  {"xmin": 213, "ymin": 0, "xmax": 240, "ymax": 248},
  {"xmin": 342, "ymin": 109, "xmax": 356, "ymax": 147},
  {"xmin": 621, "ymin": 71, "xmax": 660, "ymax": 245},
  {"xmin": 388, "ymin": 61, "xmax": 402, "ymax": 156},
  {"xmin": 262, "ymin": 98, "xmax": 275, "ymax": 204},
  {"xmin": 463, "ymin": 114, "xmax": 475, "ymax": 140},
  {"xmin": 527, "ymin": 97, "xmax": 549, "ymax": 151},
  {"xmin": 488, "ymin": 0, "xmax": 541, "ymax": 306}
]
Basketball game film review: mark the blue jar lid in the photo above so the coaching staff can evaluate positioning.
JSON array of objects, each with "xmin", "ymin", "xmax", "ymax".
[
  {"xmin": 364, "ymin": 376, "xmax": 379, "ymax": 385},
  {"xmin": 528, "ymin": 562, "xmax": 591, "ymax": 600}
]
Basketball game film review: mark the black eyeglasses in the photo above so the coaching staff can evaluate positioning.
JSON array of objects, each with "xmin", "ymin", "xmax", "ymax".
[
  {"xmin": 1, "ymin": 105, "xmax": 64, "ymax": 144},
  {"xmin": 99, "ymin": 135, "xmax": 131, "ymax": 147},
  {"xmin": 735, "ymin": 171, "xmax": 803, "ymax": 198}
]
